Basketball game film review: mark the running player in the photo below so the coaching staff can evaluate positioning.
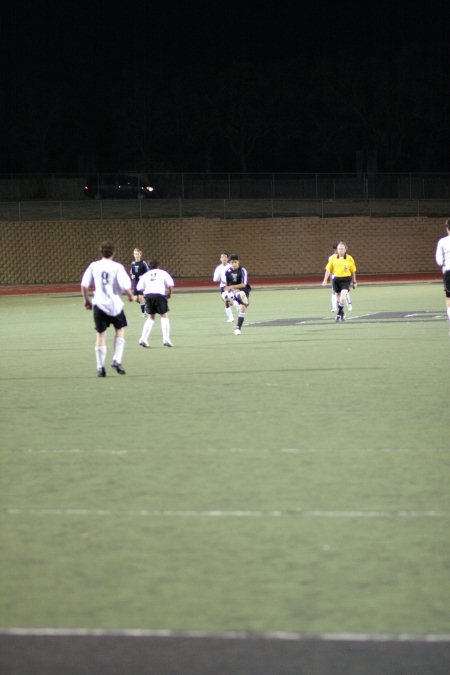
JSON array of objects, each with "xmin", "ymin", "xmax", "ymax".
[
  {"xmin": 224, "ymin": 254, "xmax": 251, "ymax": 335},
  {"xmin": 81, "ymin": 241, "xmax": 134, "ymax": 376}
]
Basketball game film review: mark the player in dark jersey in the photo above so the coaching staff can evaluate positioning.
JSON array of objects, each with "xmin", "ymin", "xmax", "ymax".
[
  {"xmin": 130, "ymin": 248, "xmax": 149, "ymax": 316},
  {"xmin": 224, "ymin": 254, "xmax": 251, "ymax": 335}
]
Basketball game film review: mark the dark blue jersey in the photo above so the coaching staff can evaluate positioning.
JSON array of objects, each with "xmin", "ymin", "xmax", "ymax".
[
  {"xmin": 130, "ymin": 259, "xmax": 149, "ymax": 291},
  {"xmin": 225, "ymin": 266, "xmax": 251, "ymax": 294}
]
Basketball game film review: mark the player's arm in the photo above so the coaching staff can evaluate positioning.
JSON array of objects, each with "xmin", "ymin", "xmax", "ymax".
[{"xmin": 81, "ymin": 285, "xmax": 92, "ymax": 310}]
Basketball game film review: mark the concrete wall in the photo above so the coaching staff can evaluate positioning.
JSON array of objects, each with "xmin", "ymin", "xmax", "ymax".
[{"xmin": 0, "ymin": 216, "xmax": 446, "ymax": 285}]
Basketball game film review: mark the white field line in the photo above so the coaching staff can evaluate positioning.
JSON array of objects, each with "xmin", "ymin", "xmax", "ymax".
[
  {"xmin": 11, "ymin": 447, "xmax": 450, "ymax": 455},
  {"xmin": 5, "ymin": 508, "xmax": 450, "ymax": 519},
  {"xmin": 1, "ymin": 627, "xmax": 450, "ymax": 643}
]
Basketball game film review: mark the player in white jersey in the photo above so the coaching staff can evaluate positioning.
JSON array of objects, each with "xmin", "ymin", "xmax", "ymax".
[
  {"xmin": 435, "ymin": 218, "xmax": 450, "ymax": 335},
  {"xmin": 81, "ymin": 241, "xmax": 134, "ymax": 377},
  {"xmin": 136, "ymin": 259, "xmax": 175, "ymax": 347},
  {"xmin": 213, "ymin": 252, "xmax": 235, "ymax": 322}
]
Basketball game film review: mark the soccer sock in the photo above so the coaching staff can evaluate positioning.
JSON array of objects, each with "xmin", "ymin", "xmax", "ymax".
[
  {"xmin": 237, "ymin": 313, "xmax": 245, "ymax": 329},
  {"xmin": 225, "ymin": 306, "xmax": 233, "ymax": 320},
  {"xmin": 338, "ymin": 303, "xmax": 344, "ymax": 316},
  {"xmin": 331, "ymin": 293, "xmax": 337, "ymax": 310},
  {"xmin": 161, "ymin": 317, "xmax": 170, "ymax": 341},
  {"xmin": 95, "ymin": 346, "xmax": 106, "ymax": 369},
  {"xmin": 140, "ymin": 303, "xmax": 146, "ymax": 314},
  {"xmin": 113, "ymin": 337, "xmax": 125, "ymax": 364},
  {"xmin": 141, "ymin": 318, "xmax": 154, "ymax": 342},
  {"xmin": 346, "ymin": 294, "xmax": 352, "ymax": 306},
  {"xmin": 447, "ymin": 308, "xmax": 450, "ymax": 321}
]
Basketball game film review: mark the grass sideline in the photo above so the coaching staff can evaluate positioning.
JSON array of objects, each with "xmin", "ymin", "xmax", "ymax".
[{"xmin": 0, "ymin": 283, "xmax": 449, "ymax": 638}]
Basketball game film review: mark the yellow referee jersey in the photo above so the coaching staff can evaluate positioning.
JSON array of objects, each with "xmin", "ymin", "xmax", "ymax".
[{"xmin": 326, "ymin": 254, "xmax": 356, "ymax": 277}]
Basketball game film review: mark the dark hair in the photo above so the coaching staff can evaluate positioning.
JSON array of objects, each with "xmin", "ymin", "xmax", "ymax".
[
  {"xmin": 229, "ymin": 254, "xmax": 239, "ymax": 261},
  {"xmin": 100, "ymin": 241, "xmax": 115, "ymax": 258},
  {"xmin": 149, "ymin": 258, "xmax": 159, "ymax": 269},
  {"xmin": 446, "ymin": 218, "xmax": 450, "ymax": 229}
]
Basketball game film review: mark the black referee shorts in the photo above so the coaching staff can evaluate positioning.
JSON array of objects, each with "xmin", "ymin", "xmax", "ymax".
[{"xmin": 332, "ymin": 277, "xmax": 352, "ymax": 294}]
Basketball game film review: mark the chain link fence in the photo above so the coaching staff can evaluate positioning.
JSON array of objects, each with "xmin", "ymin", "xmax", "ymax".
[{"xmin": 1, "ymin": 172, "xmax": 450, "ymax": 219}]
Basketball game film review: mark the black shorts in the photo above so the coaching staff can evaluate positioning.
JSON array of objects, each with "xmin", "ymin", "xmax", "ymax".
[
  {"xmin": 332, "ymin": 277, "xmax": 352, "ymax": 294},
  {"xmin": 443, "ymin": 270, "xmax": 450, "ymax": 298},
  {"xmin": 144, "ymin": 293, "xmax": 169, "ymax": 315},
  {"xmin": 93, "ymin": 306, "xmax": 128, "ymax": 333}
]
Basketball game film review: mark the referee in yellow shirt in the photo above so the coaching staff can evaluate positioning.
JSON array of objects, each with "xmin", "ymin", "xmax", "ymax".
[{"xmin": 322, "ymin": 241, "xmax": 357, "ymax": 322}]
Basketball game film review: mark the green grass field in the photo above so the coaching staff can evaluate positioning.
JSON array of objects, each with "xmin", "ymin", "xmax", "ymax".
[{"xmin": 1, "ymin": 283, "xmax": 449, "ymax": 636}]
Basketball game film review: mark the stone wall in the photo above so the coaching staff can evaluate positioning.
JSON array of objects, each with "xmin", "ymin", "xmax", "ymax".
[{"xmin": 0, "ymin": 216, "xmax": 445, "ymax": 285}]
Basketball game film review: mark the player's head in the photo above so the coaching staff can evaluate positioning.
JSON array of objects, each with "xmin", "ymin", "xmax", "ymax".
[
  {"xmin": 229, "ymin": 254, "xmax": 240, "ymax": 269},
  {"xmin": 149, "ymin": 259, "xmax": 159, "ymax": 269},
  {"xmin": 445, "ymin": 218, "xmax": 450, "ymax": 232},
  {"xmin": 220, "ymin": 253, "xmax": 229, "ymax": 264},
  {"xmin": 100, "ymin": 241, "xmax": 115, "ymax": 258},
  {"xmin": 133, "ymin": 248, "xmax": 143, "ymax": 260}
]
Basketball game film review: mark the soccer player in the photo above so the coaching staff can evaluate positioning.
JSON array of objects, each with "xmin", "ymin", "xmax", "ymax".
[
  {"xmin": 435, "ymin": 218, "xmax": 450, "ymax": 335},
  {"xmin": 136, "ymin": 259, "xmax": 175, "ymax": 347},
  {"xmin": 322, "ymin": 241, "xmax": 357, "ymax": 322},
  {"xmin": 224, "ymin": 254, "xmax": 251, "ymax": 335},
  {"xmin": 212, "ymin": 252, "xmax": 234, "ymax": 322},
  {"xmin": 130, "ymin": 247, "xmax": 149, "ymax": 316},
  {"xmin": 81, "ymin": 241, "xmax": 134, "ymax": 377}
]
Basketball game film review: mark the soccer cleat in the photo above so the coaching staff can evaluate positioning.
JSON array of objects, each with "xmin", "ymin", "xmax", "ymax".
[
  {"xmin": 163, "ymin": 340, "xmax": 174, "ymax": 347},
  {"xmin": 111, "ymin": 361, "xmax": 126, "ymax": 374},
  {"xmin": 347, "ymin": 304, "xmax": 353, "ymax": 311},
  {"xmin": 97, "ymin": 367, "xmax": 106, "ymax": 377},
  {"xmin": 138, "ymin": 339, "xmax": 150, "ymax": 348},
  {"xmin": 234, "ymin": 328, "xmax": 241, "ymax": 335},
  {"xmin": 340, "ymin": 314, "xmax": 346, "ymax": 322}
]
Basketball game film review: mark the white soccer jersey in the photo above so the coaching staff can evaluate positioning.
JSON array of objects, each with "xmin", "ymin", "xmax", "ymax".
[
  {"xmin": 81, "ymin": 258, "xmax": 131, "ymax": 316},
  {"xmin": 136, "ymin": 268, "xmax": 175, "ymax": 295},
  {"xmin": 213, "ymin": 263, "xmax": 231, "ymax": 288},
  {"xmin": 435, "ymin": 234, "xmax": 450, "ymax": 271}
]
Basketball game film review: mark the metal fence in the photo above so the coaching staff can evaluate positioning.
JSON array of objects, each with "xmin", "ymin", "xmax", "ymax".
[
  {"xmin": 1, "ymin": 172, "xmax": 450, "ymax": 219},
  {"xmin": 1, "ymin": 198, "xmax": 450, "ymax": 221}
]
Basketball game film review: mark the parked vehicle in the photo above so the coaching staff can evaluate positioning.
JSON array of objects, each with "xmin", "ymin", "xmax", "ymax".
[{"xmin": 83, "ymin": 174, "xmax": 159, "ymax": 199}]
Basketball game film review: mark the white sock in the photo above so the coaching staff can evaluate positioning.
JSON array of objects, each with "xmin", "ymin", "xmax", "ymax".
[
  {"xmin": 113, "ymin": 337, "xmax": 125, "ymax": 364},
  {"xmin": 161, "ymin": 317, "xmax": 170, "ymax": 342},
  {"xmin": 225, "ymin": 306, "xmax": 233, "ymax": 319},
  {"xmin": 331, "ymin": 294, "xmax": 337, "ymax": 310},
  {"xmin": 346, "ymin": 294, "xmax": 352, "ymax": 306},
  {"xmin": 95, "ymin": 346, "xmax": 106, "ymax": 369},
  {"xmin": 141, "ymin": 318, "xmax": 154, "ymax": 342},
  {"xmin": 447, "ymin": 308, "xmax": 450, "ymax": 321}
]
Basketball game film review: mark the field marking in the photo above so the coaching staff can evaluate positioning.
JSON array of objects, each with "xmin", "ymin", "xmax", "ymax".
[
  {"xmin": 5, "ymin": 508, "xmax": 450, "ymax": 519},
  {"xmin": 1, "ymin": 627, "xmax": 450, "ymax": 643},
  {"xmin": 9, "ymin": 446, "xmax": 450, "ymax": 455}
]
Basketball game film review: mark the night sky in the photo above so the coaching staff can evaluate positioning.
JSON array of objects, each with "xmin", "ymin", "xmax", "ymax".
[{"xmin": 2, "ymin": 0, "xmax": 449, "ymax": 174}]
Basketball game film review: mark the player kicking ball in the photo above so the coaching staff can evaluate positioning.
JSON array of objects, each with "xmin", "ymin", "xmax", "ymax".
[{"xmin": 224, "ymin": 255, "xmax": 251, "ymax": 335}]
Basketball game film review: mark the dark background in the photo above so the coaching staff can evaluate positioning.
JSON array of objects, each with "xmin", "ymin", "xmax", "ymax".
[{"xmin": 2, "ymin": 0, "xmax": 449, "ymax": 174}]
